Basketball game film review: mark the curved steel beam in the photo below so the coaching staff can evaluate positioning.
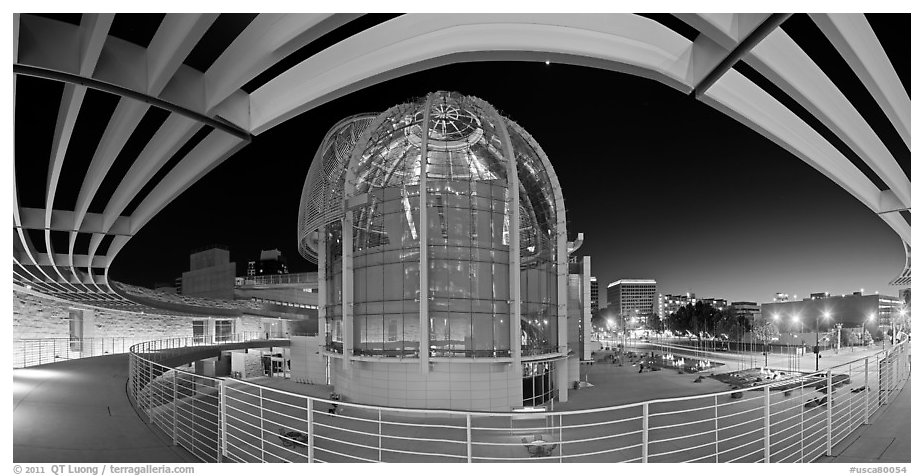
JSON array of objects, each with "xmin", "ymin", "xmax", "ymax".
[
  {"xmin": 147, "ymin": 14, "xmax": 219, "ymax": 96},
  {"xmin": 701, "ymin": 68, "xmax": 909, "ymax": 245},
  {"xmin": 205, "ymin": 13, "xmax": 361, "ymax": 112},
  {"xmin": 745, "ymin": 27, "xmax": 910, "ymax": 209},
  {"xmin": 692, "ymin": 13, "xmax": 791, "ymax": 97},
  {"xmin": 14, "ymin": 64, "xmax": 251, "ymax": 141},
  {"xmin": 809, "ymin": 13, "xmax": 910, "ymax": 149},
  {"xmin": 129, "ymin": 130, "xmax": 248, "ymax": 237},
  {"xmin": 249, "ymin": 14, "xmax": 704, "ymax": 134},
  {"xmin": 249, "ymin": 13, "xmax": 905, "ymax": 261}
]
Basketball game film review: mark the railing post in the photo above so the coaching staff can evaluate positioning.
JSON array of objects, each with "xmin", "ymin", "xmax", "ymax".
[
  {"xmin": 259, "ymin": 387, "xmax": 265, "ymax": 462},
  {"xmin": 466, "ymin": 413, "xmax": 472, "ymax": 463},
  {"xmin": 642, "ymin": 402, "xmax": 649, "ymax": 463},
  {"xmin": 864, "ymin": 357, "xmax": 870, "ymax": 425},
  {"xmin": 218, "ymin": 379, "xmax": 226, "ymax": 463},
  {"xmin": 800, "ymin": 376, "xmax": 805, "ymax": 462},
  {"xmin": 378, "ymin": 409, "xmax": 382, "ymax": 462},
  {"xmin": 763, "ymin": 385, "xmax": 771, "ymax": 463},
  {"xmin": 713, "ymin": 395, "xmax": 719, "ymax": 462},
  {"xmin": 826, "ymin": 370, "xmax": 833, "ymax": 456},
  {"xmin": 146, "ymin": 361, "xmax": 154, "ymax": 424},
  {"xmin": 306, "ymin": 398, "xmax": 314, "ymax": 463},
  {"xmin": 172, "ymin": 371, "xmax": 178, "ymax": 446},
  {"xmin": 559, "ymin": 414, "xmax": 564, "ymax": 463}
]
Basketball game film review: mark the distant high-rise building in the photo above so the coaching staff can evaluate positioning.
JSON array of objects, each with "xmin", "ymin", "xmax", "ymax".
[
  {"xmin": 659, "ymin": 292, "xmax": 695, "ymax": 319},
  {"xmin": 700, "ymin": 297, "xmax": 728, "ymax": 310},
  {"xmin": 590, "ymin": 277, "xmax": 599, "ymax": 312},
  {"xmin": 607, "ymin": 279, "xmax": 657, "ymax": 323},
  {"xmin": 731, "ymin": 301, "xmax": 761, "ymax": 323},
  {"xmin": 774, "ymin": 292, "xmax": 791, "ymax": 302},
  {"xmin": 255, "ymin": 249, "xmax": 288, "ymax": 276},
  {"xmin": 181, "ymin": 245, "xmax": 235, "ymax": 299}
]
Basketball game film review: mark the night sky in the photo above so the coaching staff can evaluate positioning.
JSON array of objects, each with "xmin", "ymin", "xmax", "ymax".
[{"xmin": 99, "ymin": 14, "xmax": 910, "ymax": 304}]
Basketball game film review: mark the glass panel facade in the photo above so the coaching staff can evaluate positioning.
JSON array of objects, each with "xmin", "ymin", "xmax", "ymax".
[
  {"xmin": 315, "ymin": 92, "xmax": 562, "ymax": 360},
  {"xmin": 510, "ymin": 124, "xmax": 559, "ymax": 356}
]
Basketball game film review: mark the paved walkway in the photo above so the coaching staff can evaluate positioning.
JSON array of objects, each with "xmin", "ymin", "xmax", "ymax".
[
  {"xmin": 816, "ymin": 378, "xmax": 911, "ymax": 463},
  {"xmin": 13, "ymin": 354, "xmax": 196, "ymax": 463}
]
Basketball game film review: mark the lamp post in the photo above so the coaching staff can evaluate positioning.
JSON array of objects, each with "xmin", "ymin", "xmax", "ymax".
[
  {"xmin": 816, "ymin": 311, "xmax": 831, "ymax": 371},
  {"xmin": 835, "ymin": 323, "xmax": 842, "ymax": 354},
  {"xmin": 792, "ymin": 314, "xmax": 801, "ymax": 372},
  {"xmin": 867, "ymin": 313, "xmax": 877, "ymax": 347},
  {"xmin": 772, "ymin": 313, "xmax": 781, "ymax": 369}
]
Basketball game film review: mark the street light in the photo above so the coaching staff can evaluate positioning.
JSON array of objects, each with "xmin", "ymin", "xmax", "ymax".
[
  {"xmin": 791, "ymin": 314, "xmax": 801, "ymax": 372},
  {"xmin": 896, "ymin": 307, "xmax": 908, "ymax": 344},
  {"xmin": 816, "ymin": 311, "xmax": 831, "ymax": 371}
]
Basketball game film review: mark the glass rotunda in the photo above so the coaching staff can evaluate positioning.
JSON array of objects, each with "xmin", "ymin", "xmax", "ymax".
[{"xmin": 297, "ymin": 91, "xmax": 571, "ymax": 410}]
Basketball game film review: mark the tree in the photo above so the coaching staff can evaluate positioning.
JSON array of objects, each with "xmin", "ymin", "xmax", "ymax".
[
  {"xmin": 752, "ymin": 318, "xmax": 780, "ymax": 366},
  {"xmin": 590, "ymin": 309, "xmax": 606, "ymax": 331}
]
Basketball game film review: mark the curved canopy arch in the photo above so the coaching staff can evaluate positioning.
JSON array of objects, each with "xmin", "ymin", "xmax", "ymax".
[{"xmin": 12, "ymin": 13, "xmax": 910, "ymax": 308}]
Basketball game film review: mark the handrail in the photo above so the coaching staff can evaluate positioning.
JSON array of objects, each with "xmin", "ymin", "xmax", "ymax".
[{"xmin": 127, "ymin": 335, "xmax": 910, "ymax": 463}]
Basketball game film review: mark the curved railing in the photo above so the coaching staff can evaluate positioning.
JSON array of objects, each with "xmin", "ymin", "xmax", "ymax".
[
  {"xmin": 14, "ymin": 336, "xmax": 170, "ymax": 368},
  {"xmin": 128, "ymin": 336, "xmax": 910, "ymax": 463}
]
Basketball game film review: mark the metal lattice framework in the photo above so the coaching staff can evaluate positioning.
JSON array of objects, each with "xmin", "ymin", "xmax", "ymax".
[
  {"xmin": 13, "ymin": 13, "xmax": 910, "ymax": 310},
  {"xmin": 296, "ymin": 114, "xmax": 376, "ymax": 263}
]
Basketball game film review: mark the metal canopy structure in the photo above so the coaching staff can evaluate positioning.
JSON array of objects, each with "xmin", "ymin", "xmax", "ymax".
[{"xmin": 12, "ymin": 13, "xmax": 910, "ymax": 309}]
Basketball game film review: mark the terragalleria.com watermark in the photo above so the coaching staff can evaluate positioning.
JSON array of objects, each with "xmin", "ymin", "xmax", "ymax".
[{"xmin": 13, "ymin": 465, "xmax": 194, "ymax": 475}]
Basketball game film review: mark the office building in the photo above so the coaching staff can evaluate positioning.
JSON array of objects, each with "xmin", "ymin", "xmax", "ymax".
[
  {"xmin": 732, "ymin": 301, "xmax": 761, "ymax": 323},
  {"xmin": 590, "ymin": 277, "xmax": 599, "ymax": 313},
  {"xmin": 700, "ymin": 297, "xmax": 728, "ymax": 310},
  {"xmin": 773, "ymin": 292, "xmax": 791, "ymax": 302},
  {"xmin": 760, "ymin": 291, "xmax": 903, "ymax": 332},
  {"xmin": 607, "ymin": 279, "xmax": 657, "ymax": 322},
  {"xmin": 181, "ymin": 246, "xmax": 236, "ymax": 300},
  {"xmin": 256, "ymin": 249, "xmax": 289, "ymax": 275},
  {"xmin": 659, "ymin": 292, "xmax": 695, "ymax": 319}
]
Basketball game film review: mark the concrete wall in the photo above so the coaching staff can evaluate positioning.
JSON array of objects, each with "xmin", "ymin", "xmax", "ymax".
[
  {"xmin": 14, "ymin": 290, "xmax": 194, "ymax": 341},
  {"xmin": 330, "ymin": 359, "xmax": 522, "ymax": 411},
  {"xmin": 290, "ymin": 335, "xmax": 326, "ymax": 384},
  {"xmin": 230, "ymin": 351, "xmax": 265, "ymax": 378}
]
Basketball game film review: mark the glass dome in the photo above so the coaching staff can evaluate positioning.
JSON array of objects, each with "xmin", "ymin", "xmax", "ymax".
[{"xmin": 299, "ymin": 91, "xmax": 565, "ymax": 359}]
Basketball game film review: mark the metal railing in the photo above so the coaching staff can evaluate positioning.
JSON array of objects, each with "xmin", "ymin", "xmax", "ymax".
[
  {"xmin": 240, "ymin": 273, "xmax": 317, "ymax": 287},
  {"xmin": 127, "ymin": 337, "xmax": 910, "ymax": 463},
  {"xmin": 128, "ymin": 333, "xmax": 271, "ymax": 462},
  {"xmin": 13, "ymin": 337, "xmax": 186, "ymax": 368}
]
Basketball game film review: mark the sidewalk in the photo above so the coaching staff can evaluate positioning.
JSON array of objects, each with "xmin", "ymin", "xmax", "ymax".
[
  {"xmin": 816, "ymin": 378, "xmax": 911, "ymax": 463},
  {"xmin": 13, "ymin": 355, "xmax": 197, "ymax": 463}
]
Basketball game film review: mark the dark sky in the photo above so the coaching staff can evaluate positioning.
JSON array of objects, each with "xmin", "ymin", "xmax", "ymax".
[{"xmin": 104, "ymin": 14, "xmax": 909, "ymax": 304}]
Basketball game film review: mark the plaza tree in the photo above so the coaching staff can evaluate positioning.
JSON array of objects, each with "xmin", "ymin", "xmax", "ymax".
[{"xmin": 752, "ymin": 318, "xmax": 780, "ymax": 366}]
